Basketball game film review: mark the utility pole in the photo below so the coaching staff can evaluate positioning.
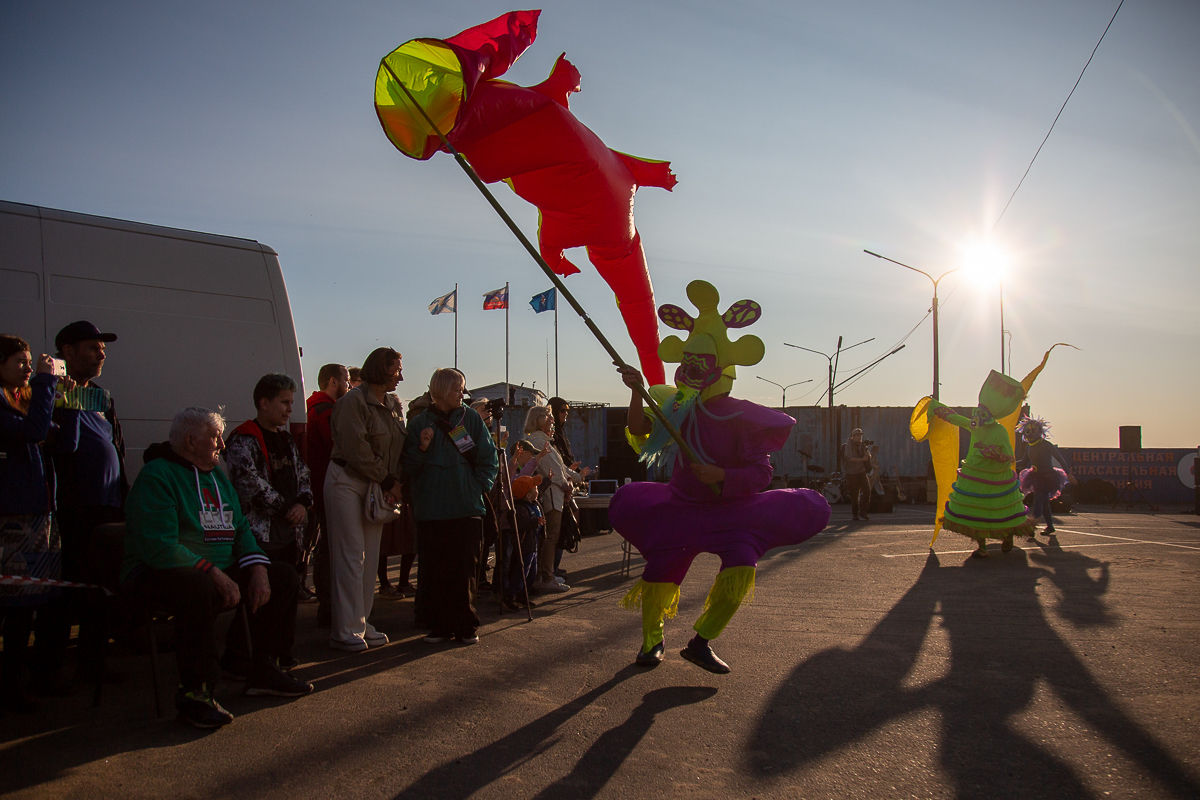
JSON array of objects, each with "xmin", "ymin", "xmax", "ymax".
[
  {"xmin": 864, "ymin": 250, "xmax": 959, "ymax": 400},
  {"xmin": 784, "ymin": 337, "xmax": 874, "ymax": 407},
  {"xmin": 755, "ymin": 376, "xmax": 813, "ymax": 408}
]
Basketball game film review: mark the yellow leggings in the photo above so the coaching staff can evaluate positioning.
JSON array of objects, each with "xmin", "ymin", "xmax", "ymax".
[{"xmin": 621, "ymin": 567, "xmax": 757, "ymax": 654}]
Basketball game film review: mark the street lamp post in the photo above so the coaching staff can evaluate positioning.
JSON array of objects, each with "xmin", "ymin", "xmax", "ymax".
[
  {"xmin": 863, "ymin": 250, "xmax": 959, "ymax": 400},
  {"xmin": 756, "ymin": 376, "xmax": 813, "ymax": 408},
  {"xmin": 1000, "ymin": 279, "xmax": 1006, "ymax": 375},
  {"xmin": 783, "ymin": 336, "xmax": 874, "ymax": 407}
]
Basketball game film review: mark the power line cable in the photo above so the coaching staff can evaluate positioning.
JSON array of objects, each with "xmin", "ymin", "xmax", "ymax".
[{"xmin": 991, "ymin": 0, "xmax": 1125, "ymax": 232}]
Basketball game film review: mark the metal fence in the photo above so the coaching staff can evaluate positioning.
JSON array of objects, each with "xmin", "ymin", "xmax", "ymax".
[{"xmin": 543, "ymin": 404, "xmax": 933, "ymax": 484}]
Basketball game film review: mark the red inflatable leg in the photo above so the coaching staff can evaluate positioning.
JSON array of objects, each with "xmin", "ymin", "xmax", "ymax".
[{"xmin": 589, "ymin": 230, "xmax": 665, "ymax": 385}]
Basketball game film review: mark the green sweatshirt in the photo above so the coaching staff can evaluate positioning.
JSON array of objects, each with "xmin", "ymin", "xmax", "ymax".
[
  {"xmin": 121, "ymin": 444, "xmax": 269, "ymax": 583},
  {"xmin": 402, "ymin": 404, "xmax": 498, "ymax": 521}
]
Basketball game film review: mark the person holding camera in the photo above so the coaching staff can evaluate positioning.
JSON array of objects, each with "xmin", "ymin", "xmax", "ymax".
[
  {"xmin": 325, "ymin": 348, "xmax": 406, "ymax": 652},
  {"xmin": 402, "ymin": 368, "xmax": 497, "ymax": 644},
  {"xmin": 52, "ymin": 320, "xmax": 128, "ymax": 684},
  {"xmin": 523, "ymin": 406, "xmax": 588, "ymax": 593},
  {"xmin": 0, "ymin": 335, "xmax": 80, "ymax": 710},
  {"xmin": 841, "ymin": 428, "xmax": 872, "ymax": 521},
  {"xmin": 470, "ymin": 397, "xmax": 506, "ymax": 594}
]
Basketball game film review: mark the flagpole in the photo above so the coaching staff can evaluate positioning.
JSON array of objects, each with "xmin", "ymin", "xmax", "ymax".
[
  {"xmin": 554, "ymin": 292, "xmax": 559, "ymax": 397},
  {"xmin": 383, "ymin": 66, "xmax": 703, "ymax": 467},
  {"xmin": 454, "ymin": 282, "xmax": 458, "ymax": 369}
]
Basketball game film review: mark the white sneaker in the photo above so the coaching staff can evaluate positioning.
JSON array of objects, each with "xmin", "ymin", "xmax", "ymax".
[
  {"xmin": 364, "ymin": 631, "xmax": 389, "ymax": 647},
  {"xmin": 553, "ymin": 576, "xmax": 567, "ymax": 585},
  {"xmin": 329, "ymin": 638, "xmax": 368, "ymax": 652},
  {"xmin": 536, "ymin": 580, "xmax": 570, "ymax": 593}
]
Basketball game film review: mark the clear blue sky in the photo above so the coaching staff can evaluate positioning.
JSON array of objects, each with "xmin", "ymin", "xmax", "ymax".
[{"xmin": 3, "ymin": 1, "xmax": 1197, "ymax": 446}]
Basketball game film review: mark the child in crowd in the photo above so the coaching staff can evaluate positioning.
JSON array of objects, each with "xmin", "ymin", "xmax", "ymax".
[{"xmin": 504, "ymin": 474, "xmax": 543, "ymax": 610}]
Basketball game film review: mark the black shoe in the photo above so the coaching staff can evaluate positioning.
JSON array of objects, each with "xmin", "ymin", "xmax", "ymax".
[
  {"xmin": 507, "ymin": 594, "xmax": 537, "ymax": 609},
  {"xmin": 316, "ymin": 607, "xmax": 331, "ymax": 628},
  {"xmin": 554, "ymin": 568, "xmax": 567, "ymax": 578},
  {"xmin": 456, "ymin": 631, "xmax": 479, "ymax": 645},
  {"xmin": 635, "ymin": 641, "xmax": 664, "ymax": 666},
  {"xmin": 680, "ymin": 638, "xmax": 731, "ymax": 674},
  {"xmin": 244, "ymin": 662, "xmax": 314, "ymax": 698},
  {"xmin": 298, "ymin": 584, "xmax": 317, "ymax": 603},
  {"xmin": 1044, "ymin": 525, "xmax": 1056, "ymax": 535},
  {"xmin": 176, "ymin": 685, "xmax": 233, "ymax": 728},
  {"xmin": 275, "ymin": 655, "xmax": 300, "ymax": 671}
]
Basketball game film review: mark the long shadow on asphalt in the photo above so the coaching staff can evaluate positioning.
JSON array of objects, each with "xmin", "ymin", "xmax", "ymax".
[
  {"xmin": 744, "ymin": 548, "xmax": 1200, "ymax": 799},
  {"xmin": 393, "ymin": 666, "xmax": 717, "ymax": 800}
]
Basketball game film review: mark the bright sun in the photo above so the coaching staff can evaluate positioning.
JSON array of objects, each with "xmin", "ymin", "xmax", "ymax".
[{"xmin": 959, "ymin": 241, "xmax": 1010, "ymax": 284}]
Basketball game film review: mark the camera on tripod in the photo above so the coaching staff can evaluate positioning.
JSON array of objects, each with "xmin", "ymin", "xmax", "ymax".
[{"xmin": 486, "ymin": 397, "xmax": 507, "ymax": 420}]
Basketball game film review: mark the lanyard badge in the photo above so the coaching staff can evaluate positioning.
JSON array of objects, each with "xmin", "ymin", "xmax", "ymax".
[{"xmin": 448, "ymin": 424, "xmax": 475, "ymax": 454}]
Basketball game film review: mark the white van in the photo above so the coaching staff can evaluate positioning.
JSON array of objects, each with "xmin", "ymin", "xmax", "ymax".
[{"xmin": 0, "ymin": 200, "xmax": 305, "ymax": 478}]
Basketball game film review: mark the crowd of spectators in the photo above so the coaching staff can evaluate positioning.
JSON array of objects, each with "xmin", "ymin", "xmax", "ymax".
[{"xmin": 0, "ymin": 321, "xmax": 592, "ymax": 728}]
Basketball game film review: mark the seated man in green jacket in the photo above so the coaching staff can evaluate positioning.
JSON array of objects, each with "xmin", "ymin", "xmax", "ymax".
[{"xmin": 122, "ymin": 407, "xmax": 313, "ymax": 729}]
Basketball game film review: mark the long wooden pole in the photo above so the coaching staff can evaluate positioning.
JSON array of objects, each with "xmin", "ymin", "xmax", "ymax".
[
  {"xmin": 505, "ymin": 281, "xmax": 510, "ymax": 406},
  {"xmin": 383, "ymin": 64, "xmax": 701, "ymax": 465}
]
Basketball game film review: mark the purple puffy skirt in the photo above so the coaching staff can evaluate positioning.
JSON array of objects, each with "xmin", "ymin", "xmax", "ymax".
[{"xmin": 1019, "ymin": 467, "xmax": 1069, "ymax": 500}]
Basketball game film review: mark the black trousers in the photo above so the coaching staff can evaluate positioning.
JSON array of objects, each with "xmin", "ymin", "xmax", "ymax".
[
  {"xmin": 57, "ymin": 504, "xmax": 124, "ymax": 668},
  {"xmin": 128, "ymin": 561, "xmax": 299, "ymax": 691},
  {"xmin": 418, "ymin": 517, "xmax": 483, "ymax": 638},
  {"xmin": 846, "ymin": 473, "xmax": 871, "ymax": 518},
  {"xmin": 224, "ymin": 542, "xmax": 298, "ymax": 666}
]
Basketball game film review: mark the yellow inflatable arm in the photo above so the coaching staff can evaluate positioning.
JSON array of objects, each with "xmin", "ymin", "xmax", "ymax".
[{"xmin": 911, "ymin": 397, "xmax": 959, "ymax": 545}]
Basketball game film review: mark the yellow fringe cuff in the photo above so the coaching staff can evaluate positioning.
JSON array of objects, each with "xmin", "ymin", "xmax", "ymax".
[
  {"xmin": 624, "ymin": 424, "xmax": 651, "ymax": 455},
  {"xmin": 620, "ymin": 579, "xmax": 680, "ymax": 619},
  {"xmin": 701, "ymin": 566, "xmax": 756, "ymax": 615}
]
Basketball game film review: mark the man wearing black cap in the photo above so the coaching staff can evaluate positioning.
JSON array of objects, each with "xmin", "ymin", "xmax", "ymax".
[{"xmin": 52, "ymin": 320, "xmax": 127, "ymax": 684}]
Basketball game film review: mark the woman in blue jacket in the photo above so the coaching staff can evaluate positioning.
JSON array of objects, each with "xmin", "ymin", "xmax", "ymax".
[
  {"xmin": 0, "ymin": 334, "xmax": 80, "ymax": 711},
  {"xmin": 402, "ymin": 368, "xmax": 497, "ymax": 645}
]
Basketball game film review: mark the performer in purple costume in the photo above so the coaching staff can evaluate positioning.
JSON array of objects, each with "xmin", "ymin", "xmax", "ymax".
[
  {"xmin": 610, "ymin": 280, "xmax": 830, "ymax": 674},
  {"xmin": 1016, "ymin": 416, "xmax": 1075, "ymax": 535}
]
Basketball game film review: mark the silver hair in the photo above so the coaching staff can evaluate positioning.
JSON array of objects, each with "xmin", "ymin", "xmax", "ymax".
[
  {"xmin": 169, "ymin": 406, "xmax": 226, "ymax": 447},
  {"xmin": 524, "ymin": 405, "xmax": 553, "ymax": 434},
  {"xmin": 428, "ymin": 368, "xmax": 466, "ymax": 404}
]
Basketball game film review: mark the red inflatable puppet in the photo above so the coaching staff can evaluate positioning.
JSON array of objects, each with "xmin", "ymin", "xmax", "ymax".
[{"xmin": 374, "ymin": 10, "xmax": 676, "ymax": 385}]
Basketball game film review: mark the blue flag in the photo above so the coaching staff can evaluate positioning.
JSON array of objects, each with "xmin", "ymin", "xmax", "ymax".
[{"xmin": 529, "ymin": 287, "xmax": 556, "ymax": 313}]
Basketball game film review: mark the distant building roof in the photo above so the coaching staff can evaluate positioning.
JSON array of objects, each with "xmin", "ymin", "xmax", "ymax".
[{"xmin": 468, "ymin": 382, "xmax": 547, "ymax": 407}]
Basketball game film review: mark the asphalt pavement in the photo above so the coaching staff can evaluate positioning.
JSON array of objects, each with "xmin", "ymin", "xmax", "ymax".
[{"xmin": 3, "ymin": 503, "xmax": 1199, "ymax": 799}]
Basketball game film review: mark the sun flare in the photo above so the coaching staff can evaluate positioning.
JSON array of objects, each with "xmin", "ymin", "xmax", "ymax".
[{"xmin": 959, "ymin": 240, "xmax": 1011, "ymax": 285}]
